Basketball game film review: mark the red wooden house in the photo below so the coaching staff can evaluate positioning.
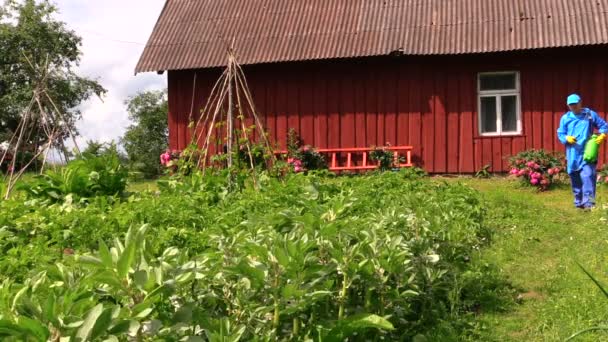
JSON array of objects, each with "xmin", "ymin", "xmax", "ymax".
[{"xmin": 136, "ymin": 0, "xmax": 608, "ymax": 173}]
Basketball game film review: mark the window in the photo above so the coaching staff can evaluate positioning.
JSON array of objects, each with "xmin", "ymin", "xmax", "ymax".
[{"xmin": 478, "ymin": 72, "xmax": 521, "ymax": 136}]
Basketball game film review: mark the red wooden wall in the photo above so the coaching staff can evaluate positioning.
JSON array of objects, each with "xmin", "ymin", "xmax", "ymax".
[{"xmin": 167, "ymin": 47, "xmax": 608, "ymax": 173}]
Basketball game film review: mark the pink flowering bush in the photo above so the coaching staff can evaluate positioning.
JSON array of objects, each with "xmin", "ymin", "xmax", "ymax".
[
  {"xmin": 160, "ymin": 149, "xmax": 180, "ymax": 174},
  {"xmin": 508, "ymin": 150, "xmax": 564, "ymax": 191},
  {"xmin": 159, "ymin": 144, "xmax": 202, "ymax": 176},
  {"xmin": 286, "ymin": 129, "xmax": 327, "ymax": 173}
]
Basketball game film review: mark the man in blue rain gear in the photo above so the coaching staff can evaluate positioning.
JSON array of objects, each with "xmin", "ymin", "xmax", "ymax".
[{"xmin": 557, "ymin": 94, "xmax": 608, "ymax": 209}]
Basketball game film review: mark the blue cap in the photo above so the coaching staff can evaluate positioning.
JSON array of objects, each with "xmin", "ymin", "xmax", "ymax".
[{"xmin": 567, "ymin": 94, "xmax": 581, "ymax": 105}]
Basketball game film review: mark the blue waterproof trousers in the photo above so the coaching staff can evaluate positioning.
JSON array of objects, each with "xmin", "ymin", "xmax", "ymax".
[{"xmin": 569, "ymin": 163, "xmax": 597, "ymax": 208}]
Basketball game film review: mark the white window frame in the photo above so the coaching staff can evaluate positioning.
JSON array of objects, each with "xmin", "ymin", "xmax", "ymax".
[{"xmin": 477, "ymin": 71, "xmax": 522, "ymax": 136}]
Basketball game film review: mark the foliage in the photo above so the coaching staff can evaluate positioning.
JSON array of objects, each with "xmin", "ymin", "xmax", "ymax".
[
  {"xmin": 82, "ymin": 140, "xmax": 105, "ymax": 157},
  {"xmin": 0, "ymin": 0, "xmax": 106, "ymax": 148},
  {"xmin": 18, "ymin": 146, "xmax": 127, "ymax": 204},
  {"xmin": 475, "ymin": 165, "xmax": 492, "ymax": 179},
  {"xmin": 400, "ymin": 167, "xmax": 428, "ymax": 179},
  {"xmin": 369, "ymin": 144, "xmax": 402, "ymax": 171},
  {"xmin": 0, "ymin": 171, "xmax": 506, "ymax": 340},
  {"xmin": 508, "ymin": 149, "xmax": 564, "ymax": 191},
  {"xmin": 286, "ymin": 129, "xmax": 326, "ymax": 172},
  {"xmin": 121, "ymin": 90, "xmax": 168, "ymax": 178}
]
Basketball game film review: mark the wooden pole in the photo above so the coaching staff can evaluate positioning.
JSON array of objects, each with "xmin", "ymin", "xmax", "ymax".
[{"xmin": 226, "ymin": 53, "xmax": 234, "ymax": 168}]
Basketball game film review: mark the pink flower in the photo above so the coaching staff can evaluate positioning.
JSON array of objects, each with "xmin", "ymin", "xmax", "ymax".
[
  {"xmin": 160, "ymin": 152, "xmax": 171, "ymax": 166},
  {"xmin": 531, "ymin": 172, "xmax": 541, "ymax": 179},
  {"xmin": 530, "ymin": 178, "xmax": 539, "ymax": 185},
  {"xmin": 605, "ymin": 176, "xmax": 608, "ymax": 182},
  {"xmin": 540, "ymin": 179, "xmax": 549, "ymax": 185},
  {"xmin": 554, "ymin": 168, "xmax": 561, "ymax": 174},
  {"xmin": 302, "ymin": 146, "xmax": 310, "ymax": 152},
  {"xmin": 526, "ymin": 161, "xmax": 535, "ymax": 168},
  {"xmin": 287, "ymin": 158, "xmax": 294, "ymax": 164},
  {"xmin": 518, "ymin": 169, "xmax": 527, "ymax": 177},
  {"xmin": 510, "ymin": 168, "xmax": 519, "ymax": 175},
  {"xmin": 294, "ymin": 166, "xmax": 302, "ymax": 172},
  {"xmin": 548, "ymin": 168, "xmax": 554, "ymax": 175}
]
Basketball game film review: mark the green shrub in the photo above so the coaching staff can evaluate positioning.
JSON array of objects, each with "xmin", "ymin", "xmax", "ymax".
[
  {"xmin": 18, "ymin": 148, "xmax": 127, "ymax": 204},
  {"xmin": 369, "ymin": 145, "xmax": 400, "ymax": 171}
]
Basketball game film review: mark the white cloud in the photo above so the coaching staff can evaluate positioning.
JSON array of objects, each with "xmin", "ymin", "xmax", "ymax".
[{"xmin": 54, "ymin": 0, "xmax": 166, "ymax": 148}]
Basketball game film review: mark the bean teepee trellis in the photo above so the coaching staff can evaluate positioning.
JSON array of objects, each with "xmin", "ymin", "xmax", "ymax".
[
  {"xmin": 189, "ymin": 48, "xmax": 275, "ymax": 178},
  {"xmin": 1, "ymin": 54, "xmax": 82, "ymax": 199}
]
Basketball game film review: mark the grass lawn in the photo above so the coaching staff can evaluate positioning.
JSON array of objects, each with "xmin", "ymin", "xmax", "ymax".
[
  {"xmin": 444, "ymin": 176, "xmax": 608, "ymax": 341},
  {"xmin": 127, "ymin": 179, "xmax": 158, "ymax": 192}
]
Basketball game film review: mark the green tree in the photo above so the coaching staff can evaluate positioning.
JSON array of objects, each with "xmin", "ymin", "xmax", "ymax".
[
  {"xmin": 121, "ymin": 90, "xmax": 168, "ymax": 178},
  {"xmin": 0, "ymin": 0, "xmax": 105, "ymax": 150}
]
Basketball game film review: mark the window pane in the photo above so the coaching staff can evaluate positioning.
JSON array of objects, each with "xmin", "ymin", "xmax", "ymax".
[
  {"xmin": 479, "ymin": 73, "xmax": 516, "ymax": 91},
  {"xmin": 501, "ymin": 95, "xmax": 518, "ymax": 132},
  {"xmin": 480, "ymin": 97, "xmax": 497, "ymax": 133}
]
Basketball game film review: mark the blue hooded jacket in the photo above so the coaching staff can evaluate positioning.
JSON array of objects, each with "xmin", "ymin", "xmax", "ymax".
[{"xmin": 557, "ymin": 108, "xmax": 608, "ymax": 174}]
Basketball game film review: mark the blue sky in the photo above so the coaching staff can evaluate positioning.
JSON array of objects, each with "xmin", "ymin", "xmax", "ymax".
[{"xmin": 56, "ymin": 0, "xmax": 166, "ymax": 147}]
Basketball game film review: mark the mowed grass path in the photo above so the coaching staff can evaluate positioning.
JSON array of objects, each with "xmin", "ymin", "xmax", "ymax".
[{"xmin": 445, "ymin": 177, "xmax": 608, "ymax": 341}]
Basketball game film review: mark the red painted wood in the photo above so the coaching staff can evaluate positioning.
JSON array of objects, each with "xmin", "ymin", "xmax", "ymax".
[
  {"xmin": 384, "ymin": 69, "xmax": 397, "ymax": 147},
  {"xmin": 434, "ymin": 70, "xmax": 447, "ymax": 173},
  {"xmin": 521, "ymin": 67, "xmax": 533, "ymax": 150},
  {"xmin": 327, "ymin": 71, "xmax": 340, "ymax": 148},
  {"xmin": 354, "ymin": 72, "xmax": 367, "ymax": 149},
  {"xmin": 167, "ymin": 72, "xmax": 178, "ymax": 150},
  {"xmin": 300, "ymin": 68, "xmax": 315, "ymax": 149},
  {"xmin": 501, "ymin": 138, "xmax": 511, "ymax": 170},
  {"xmin": 592, "ymin": 62, "xmax": 606, "ymax": 165},
  {"xmin": 459, "ymin": 67, "xmax": 475, "ymax": 173},
  {"xmin": 167, "ymin": 48, "xmax": 608, "ymax": 174},
  {"xmin": 407, "ymin": 64, "xmax": 422, "ymax": 165},
  {"xmin": 276, "ymin": 76, "xmax": 288, "ymax": 149},
  {"xmin": 553, "ymin": 67, "xmax": 567, "ymax": 159},
  {"xmin": 531, "ymin": 68, "xmax": 543, "ymax": 150},
  {"xmin": 314, "ymin": 73, "xmax": 328, "ymax": 148},
  {"xmin": 365, "ymin": 69, "xmax": 377, "ymax": 147},
  {"xmin": 376, "ymin": 69, "xmax": 386, "ymax": 146},
  {"xmin": 396, "ymin": 66, "xmax": 409, "ymax": 147},
  {"xmin": 287, "ymin": 71, "xmax": 300, "ymax": 141},
  {"xmin": 422, "ymin": 75, "xmax": 435, "ymax": 171},
  {"xmin": 541, "ymin": 68, "xmax": 554, "ymax": 151},
  {"xmin": 491, "ymin": 138, "xmax": 502, "ymax": 172},
  {"xmin": 266, "ymin": 78, "xmax": 278, "ymax": 147},
  {"xmin": 481, "ymin": 138, "xmax": 493, "ymax": 171},
  {"xmin": 446, "ymin": 70, "xmax": 459, "ymax": 173},
  {"xmin": 341, "ymin": 70, "xmax": 356, "ymax": 149}
]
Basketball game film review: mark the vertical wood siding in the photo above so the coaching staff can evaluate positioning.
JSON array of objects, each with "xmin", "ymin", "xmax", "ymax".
[{"xmin": 167, "ymin": 47, "xmax": 608, "ymax": 173}]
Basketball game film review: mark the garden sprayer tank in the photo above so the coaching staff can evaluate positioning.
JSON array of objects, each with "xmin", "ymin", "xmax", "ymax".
[{"xmin": 584, "ymin": 134, "xmax": 600, "ymax": 163}]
